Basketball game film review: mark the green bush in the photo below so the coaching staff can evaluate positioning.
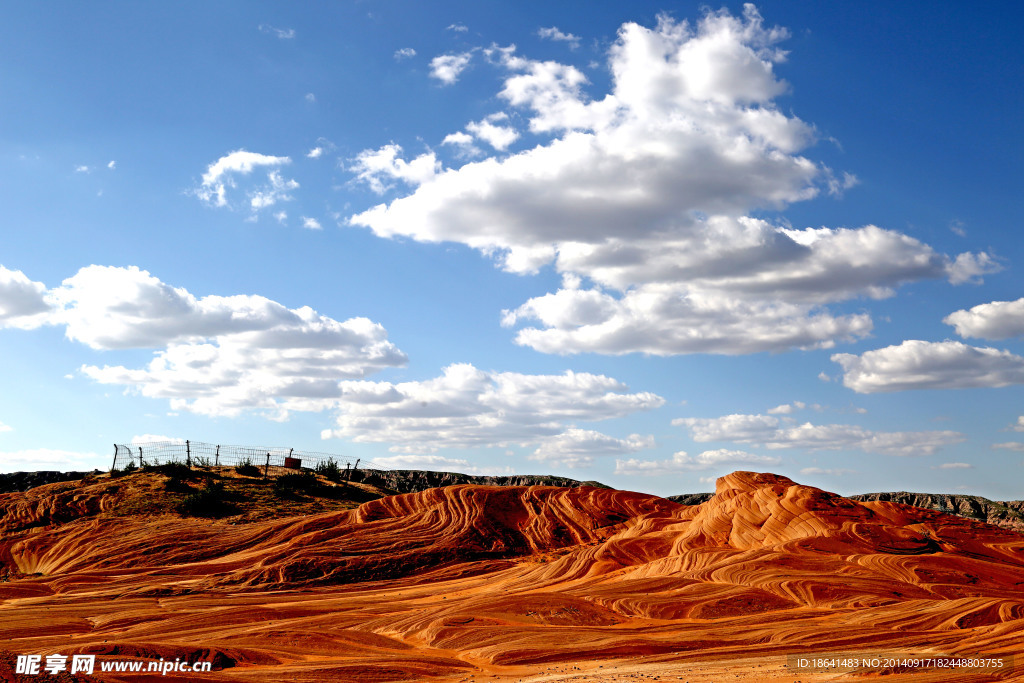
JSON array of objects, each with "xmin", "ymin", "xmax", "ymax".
[
  {"xmin": 315, "ymin": 457, "xmax": 344, "ymax": 483},
  {"xmin": 235, "ymin": 458, "xmax": 262, "ymax": 477},
  {"xmin": 145, "ymin": 461, "xmax": 192, "ymax": 478},
  {"xmin": 274, "ymin": 471, "xmax": 320, "ymax": 497}
]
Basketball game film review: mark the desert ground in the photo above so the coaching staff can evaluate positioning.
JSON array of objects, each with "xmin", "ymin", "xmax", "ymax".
[{"xmin": 2, "ymin": 469, "xmax": 1023, "ymax": 682}]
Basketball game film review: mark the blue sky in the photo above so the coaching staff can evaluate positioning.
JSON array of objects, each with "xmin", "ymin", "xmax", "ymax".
[{"xmin": 2, "ymin": 2, "xmax": 1023, "ymax": 498}]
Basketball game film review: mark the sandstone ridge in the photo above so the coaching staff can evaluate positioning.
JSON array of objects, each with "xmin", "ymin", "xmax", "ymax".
[{"xmin": 2, "ymin": 470, "xmax": 1023, "ymax": 682}]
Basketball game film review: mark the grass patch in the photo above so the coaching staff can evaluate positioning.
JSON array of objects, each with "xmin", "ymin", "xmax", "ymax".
[{"xmin": 178, "ymin": 477, "xmax": 235, "ymax": 517}]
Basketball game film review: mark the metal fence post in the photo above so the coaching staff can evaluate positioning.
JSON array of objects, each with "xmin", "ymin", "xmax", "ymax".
[
  {"xmin": 111, "ymin": 444, "xmax": 118, "ymax": 473},
  {"xmin": 215, "ymin": 445, "xmax": 220, "ymax": 467},
  {"xmin": 186, "ymin": 440, "xmax": 191, "ymax": 468},
  {"xmin": 264, "ymin": 453, "xmax": 270, "ymax": 478}
]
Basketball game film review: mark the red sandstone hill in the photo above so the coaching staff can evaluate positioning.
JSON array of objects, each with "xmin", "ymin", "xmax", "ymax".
[{"xmin": 2, "ymin": 471, "xmax": 1023, "ymax": 682}]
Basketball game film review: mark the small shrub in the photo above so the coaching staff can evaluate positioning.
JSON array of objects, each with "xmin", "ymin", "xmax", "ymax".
[
  {"xmin": 274, "ymin": 471, "xmax": 320, "ymax": 497},
  {"xmin": 178, "ymin": 478, "xmax": 228, "ymax": 517},
  {"xmin": 193, "ymin": 456, "xmax": 212, "ymax": 468},
  {"xmin": 164, "ymin": 474, "xmax": 192, "ymax": 493},
  {"xmin": 315, "ymin": 457, "xmax": 344, "ymax": 483},
  {"xmin": 235, "ymin": 458, "xmax": 262, "ymax": 477},
  {"xmin": 145, "ymin": 461, "xmax": 192, "ymax": 478}
]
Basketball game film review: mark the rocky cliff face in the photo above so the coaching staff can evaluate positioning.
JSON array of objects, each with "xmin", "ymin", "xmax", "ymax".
[
  {"xmin": 0, "ymin": 470, "xmax": 101, "ymax": 494},
  {"xmin": 848, "ymin": 491, "xmax": 1024, "ymax": 532},
  {"xmin": 669, "ymin": 489, "xmax": 1024, "ymax": 534},
  {"xmin": 349, "ymin": 468, "xmax": 610, "ymax": 494},
  {"xmin": 667, "ymin": 492, "xmax": 714, "ymax": 506}
]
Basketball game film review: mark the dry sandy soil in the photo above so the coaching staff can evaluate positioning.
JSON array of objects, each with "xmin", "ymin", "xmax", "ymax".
[{"xmin": 2, "ymin": 470, "xmax": 1023, "ymax": 682}]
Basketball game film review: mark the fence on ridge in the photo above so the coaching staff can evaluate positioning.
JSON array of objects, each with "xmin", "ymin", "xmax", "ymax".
[{"xmin": 111, "ymin": 440, "xmax": 381, "ymax": 479}]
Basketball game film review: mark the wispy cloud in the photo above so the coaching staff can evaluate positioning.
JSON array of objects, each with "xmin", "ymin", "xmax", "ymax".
[
  {"xmin": 800, "ymin": 467, "xmax": 856, "ymax": 476},
  {"xmin": 193, "ymin": 149, "xmax": 296, "ymax": 214},
  {"xmin": 322, "ymin": 363, "xmax": 664, "ymax": 453},
  {"xmin": 617, "ymin": 449, "xmax": 780, "ymax": 475},
  {"xmin": 258, "ymin": 24, "xmax": 295, "ymax": 39},
  {"xmin": 537, "ymin": 26, "xmax": 580, "ymax": 49},
  {"xmin": 675, "ymin": 412, "xmax": 964, "ymax": 456}
]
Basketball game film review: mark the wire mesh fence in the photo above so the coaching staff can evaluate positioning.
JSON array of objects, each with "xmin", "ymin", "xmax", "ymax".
[{"xmin": 111, "ymin": 440, "xmax": 381, "ymax": 479}]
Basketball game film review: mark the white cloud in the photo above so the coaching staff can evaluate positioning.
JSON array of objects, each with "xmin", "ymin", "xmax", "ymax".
[
  {"xmin": 767, "ymin": 401, "xmax": 805, "ymax": 414},
  {"xmin": 936, "ymin": 462, "xmax": 973, "ymax": 469},
  {"xmin": 1014, "ymin": 416, "xmax": 1024, "ymax": 432},
  {"xmin": 274, "ymin": 210, "xmax": 288, "ymax": 223},
  {"xmin": 194, "ymin": 149, "xmax": 294, "ymax": 212},
  {"xmin": 249, "ymin": 170, "xmax": 299, "ymax": 210},
  {"xmin": 944, "ymin": 297, "xmax": 1024, "ymax": 340},
  {"xmin": 992, "ymin": 442, "xmax": 1024, "ymax": 452},
  {"xmin": 537, "ymin": 27, "xmax": 581, "ymax": 49},
  {"xmin": 832, "ymin": 340, "xmax": 1024, "ymax": 393},
  {"xmin": 372, "ymin": 453, "xmax": 513, "ymax": 475},
  {"xmin": 430, "ymin": 51, "xmax": 473, "ymax": 84},
  {"xmin": 107, "ymin": 160, "xmax": 116, "ymax": 170},
  {"xmin": 947, "ymin": 251, "xmax": 1001, "ymax": 285},
  {"xmin": 302, "ymin": 216, "xmax": 322, "ymax": 230},
  {"xmin": 394, "ymin": 47, "xmax": 416, "ymax": 60},
  {"xmin": 826, "ymin": 171, "xmax": 859, "ymax": 196},
  {"xmin": 441, "ymin": 131, "xmax": 481, "ymax": 158},
  {"xmin": 307, "ymin": 146, "xmax": 324, "ymax": 159},
  {"xmin": 529, "ymin": 428, "xmax": 654, "ymax": 468},
  {"xmin": 258, "ymin": 24, "xmax": 295, "ymax": 39},
  {"xmin": 322, "ymin": 363, "xmax": 663, "ymax": 453},
  {"xmin": 348, "ymin": 144, "xmax": 439, "ymax": 194},
  {"xmin": 674, "ymin": 412, "xmax": 964, "ymax": 456},
  {"xmin": 800, "ymin": 467, "xmax": 856, "ymax": 475},
  {"xmin": 616, "ymin": 448, "xmax": 779, "ymax": 475},
  {"xmin": 0, "ymin": 421, "xmax": 12, "ymax": 433},
  {"xmin": 28, "ymin": 266, "xmax": 406, "ymax": 418},
  {"xmin": 502, "ymin": 284, "xmax": 873, "ymax": 355},
  {"xmin": 0, "ymin": 266, "xmax": 52, "ymax": 329},
  {"xmin": 465, "ymin": 112, "xmax": 520, "ymax": 150},
  {"xmin": 75, "ymin": 165, "xmax": 91, "ymax": 173},
  {"xmin": 0, "ymin": 448, "xmax": 105, "ymax": 473},
  {"xmin": 130, "ymin": 434, "xmax": 185, "ymax": 445},
  {"xmin": 348, "ymin": 9, "xmax": 987, "ymax": 356},
  {"xmin": 446, "ymin": 23, "xmax": 468, "ymax": 32},
  {"xmin": 305, "ymin": 93, "xmax": 316, "ymax": 103}
]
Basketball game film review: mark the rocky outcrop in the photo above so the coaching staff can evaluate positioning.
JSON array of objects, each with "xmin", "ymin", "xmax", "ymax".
[
  {"xmin": 0, "ymin": 470, "xmax": 101, "ymax": 494},
  {"xmin": 670, "ymin": 488, "xmax": 1024, "ymax": 534},
  {"xmin": 848, "ymin": 491, "xmax": 1024, "ymax": 532},
  {"xmin": 666, "ymin": 492, "xmax": 714, "ymax": 505},
  {"xmin": 349, "ymin": 468, "xmax": 610, "ymax": 494}
]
